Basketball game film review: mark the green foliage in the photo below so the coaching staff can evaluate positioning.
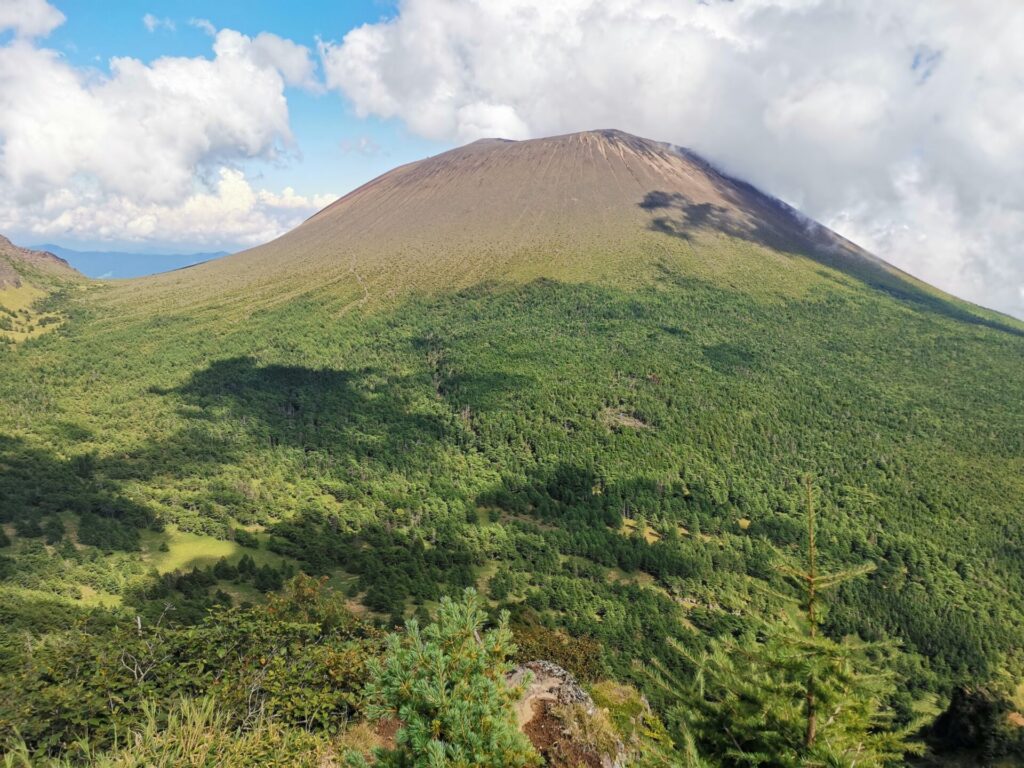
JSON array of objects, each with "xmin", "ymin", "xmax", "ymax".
[
  {"xmin": 355, "ymin": 589, "xmax": 539, "ymax": 767},
  {"xmin": 654, "ymin": 627, "xmax": 918, "ymax": 767},
  {"xmin": 2, "ymin": 272, "xmax": 1022, "ymax": 692},
  {"xmin": 648, "ymin": 483, "xmax": 924, "ymax": 767},
  {"xmin": 232, "ymin": 528, "xmax": 260, "ymax": 549},
  {"xmin": 0, "ymin": 229, "xmax": 1022, "ymax": 766},
  {"xmin": 0, "ymin": 576, "xmax": 378, "ymax": 757},
  {"xmin": 2, "ymin": 697, "xmax": 330, "ymax": 767}
]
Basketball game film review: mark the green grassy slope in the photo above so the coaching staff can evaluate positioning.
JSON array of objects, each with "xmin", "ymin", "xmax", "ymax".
[
  {"xmin": 0, "ymin": 237, "xmax": 82, "ymax": 343},
  {"xmin": 1, "ymin": 131, "xmax": 1022, "ymax": 750}
]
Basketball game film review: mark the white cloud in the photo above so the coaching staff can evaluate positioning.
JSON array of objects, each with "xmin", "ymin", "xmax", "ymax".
[
  {"xmin": 0, "ymin": 7, "xmax": 329, "ymax": 249},
  {"xmin": 0, "ymin": 0, "xmax": 64, "ymax": 38},
  {"xmin": 320, "ymin": 0, "xmax": 1024, "ymax": 319},
  {"xmin": 258, "ymin": 184, "xmax": 335, "ymax": 211},
  {"xmin": 0, "ymin": 168, "xmax": 334, "ymax": 248},
  {"xmin": 189, "ymin": 18, "xmax": 217, "ymax": 37},
  {"xmin": 142, "ymin": 13, "xmax": 175, "ymax": 33},
  {"xmin": 246, "ymin": 31, "xmax": 320, "ymax": 91},
  {"xmin": 0, "ymin": 32, "xmax": 294, "ymax": 202},
  {"xmin": 339, "ymin": 135, "xmax": 384, "ymax": 156},
  {"xmin": 454, "ymin": 103, "xmax": 529, "ymax": 143}
]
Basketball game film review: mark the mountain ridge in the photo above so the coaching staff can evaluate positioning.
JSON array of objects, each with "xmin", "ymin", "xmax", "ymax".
[
  {"xmin": 29, "ymin": 244, "xmax": 228, "ymax": 279},
  {"xmin": 0, "ymin": 235, "xmax": 79, "ymax": 289},
  {"xmin": 105, "ymin": 129, "xmax": 1020, "ymax": 335}
]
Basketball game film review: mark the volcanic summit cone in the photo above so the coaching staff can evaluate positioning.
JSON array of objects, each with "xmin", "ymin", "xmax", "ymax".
[{"xmin": 118, "ymin": 134, "xmax": 892, "ymax": 297}]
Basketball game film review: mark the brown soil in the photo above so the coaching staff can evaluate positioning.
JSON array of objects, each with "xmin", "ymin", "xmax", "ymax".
[
  {"xmin": 523, "ymin": 700, "xmax": 603, "ymax": 768},
  {"xmin": 514, "ymin": 663, "xmax": 562, "ymax": 728},
  {"xmin": 374, "ymin": 716, "xmax": 400, "ymax": 748}
]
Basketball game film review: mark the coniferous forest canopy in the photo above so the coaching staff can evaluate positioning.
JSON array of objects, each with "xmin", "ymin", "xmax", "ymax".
[{"xmin": 1, "ymin": 133, "xmax": 1024, "ymax": 766}]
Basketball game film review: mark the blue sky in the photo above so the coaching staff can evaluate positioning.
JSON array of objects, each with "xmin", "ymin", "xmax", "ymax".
[
  {"xmin": 29, "ymin": 0, "xmax": 449, "ymax": 244},
  {"xmin": 0, "ymin": 0, "xmax": 1021, "ymax": 317}
]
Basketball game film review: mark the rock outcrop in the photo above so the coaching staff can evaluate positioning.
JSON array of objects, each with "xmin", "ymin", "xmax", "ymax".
[{"xmin": 509, "ymin": 661, "xmax": 626, "ymax": 768}]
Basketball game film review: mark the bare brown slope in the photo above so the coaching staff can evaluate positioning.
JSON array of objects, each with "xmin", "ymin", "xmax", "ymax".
[
  {"xmin": 237, "ymin": 129, "xmax": 878, "ymax": 271},
  {"xmin": 129, "ymin": 131, "xmax": 880, "ymax": 292},
  {"xmin": 299, "ymin": 129, "xmax": 875, "ymax": 266},
  {"xmin": 110, "ymin": 130, "xmax": 1021, "ymax": 334}
]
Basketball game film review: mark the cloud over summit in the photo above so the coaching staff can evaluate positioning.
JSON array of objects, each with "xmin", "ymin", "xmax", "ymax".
[{"xmin": 320, "ymin": 0, "xmax": 1024, "ymax": 318}]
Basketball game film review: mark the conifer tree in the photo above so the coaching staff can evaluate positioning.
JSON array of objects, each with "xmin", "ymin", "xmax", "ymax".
[
  {"xmin": 648, "ymin": 476, "xmax": 922, "ymax": 767},
  {"xmin": 352, "ymin": 588, "xmax": 539, "ymax": 767}
]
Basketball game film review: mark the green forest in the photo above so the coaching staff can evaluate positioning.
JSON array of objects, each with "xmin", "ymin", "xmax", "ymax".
[{"xmin": 1, "ymin": 234, "xmax": 1023, "ymax": 765}]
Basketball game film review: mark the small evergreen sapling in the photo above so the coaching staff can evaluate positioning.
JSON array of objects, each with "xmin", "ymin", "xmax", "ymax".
[
  {"xmin": 647, "ymin": 477, "xmax": 923, "ymax": 767},
  {"xmin": 352, "ymin": 588, "xmax": 539, "ymax": 767}
]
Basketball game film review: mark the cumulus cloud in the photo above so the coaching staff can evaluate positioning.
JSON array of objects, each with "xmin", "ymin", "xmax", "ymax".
[
  {"xmin": 246, "ymin": 31, "xmax": 321, "ymax": 91},
  {"xmin": 0, "ymin": 4, "xmax": 328, "ymax": 248},
  {"xmin": 0, "ymin": 31, "xmax": 296, "ymax": 202},
  {"xmin": 0, "ymin": 168, "xmax": 335, "ymax": 248},
  {"xmin": 320, "ymin": 0, "xmax": 1024, "ymax": 319},
  {"xmin": 0, "ymin": 0, "xmax": 65, "ymax": 38}
]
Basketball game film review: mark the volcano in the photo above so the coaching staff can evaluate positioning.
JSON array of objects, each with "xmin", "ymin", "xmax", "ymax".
[
  {"xmin": 122, "ymin": 129, "xmax": 1016, "ymax": 336},
  {"xmin": 1, "ymin": 130, "xmax": 1022, "ymax": 760}
]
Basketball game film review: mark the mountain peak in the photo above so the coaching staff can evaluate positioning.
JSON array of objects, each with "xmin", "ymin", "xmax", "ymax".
[
  {"xmin": 129, "ymin": 129, "xmax": 1017, "ymax": 335},
  {"xmin": 210, "ymin": 126, "xmax": 875, "ymax": 289},
  {"xmin": 454, "ymin": 127, "xmax": 674, "ymax": 163},
  {"xmin": 0, "ymin": 236, "xmax": 79, "ymax": 289}
]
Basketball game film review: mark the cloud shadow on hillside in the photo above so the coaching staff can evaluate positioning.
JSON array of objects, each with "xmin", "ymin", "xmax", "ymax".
[
  {"xmin": 167, "ymin": 355, "xmax": 533, "ymax": 467},
  {"xmin": 639, "ymin": 188, "xmax": 1024, "ymax": 338},
  {"xmin": 0, "ymin": 433, "xmax": 154, "ymax": 550},
  {"xmin": 168, "ymin": 357, "xmax": 448, "ymax": 466}
]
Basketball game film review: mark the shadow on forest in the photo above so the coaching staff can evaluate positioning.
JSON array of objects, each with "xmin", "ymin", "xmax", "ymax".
[
  {"xmin": 639, "ymin": 183, "xmax": 1024, "ymax": 338},
  {"xmin": 166, "ymin": 355, "xmax": 530, "ymax": 462},
  {"xmin": 0, "ymin": 433, "xmax": 154, "ymax": 548},
  {"xmin": 702, "ymin": 342, "xmax": 757, "ymax": 375},
  {"xmin": 475, "ymin": 460, "xmax": 731, "ymax": 533},
  {"xmin": 168, "ymin": 357, "xmax": 446, "ymax": 463},
  {"xmin": 1, "ymin": 343, "xmax": 534, "ymax": 562}
]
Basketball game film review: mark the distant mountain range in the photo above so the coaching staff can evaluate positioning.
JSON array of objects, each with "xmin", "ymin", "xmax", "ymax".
[{"xmin": 30, "ymin": 244, "xmax": 229, "ymax": 279}]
